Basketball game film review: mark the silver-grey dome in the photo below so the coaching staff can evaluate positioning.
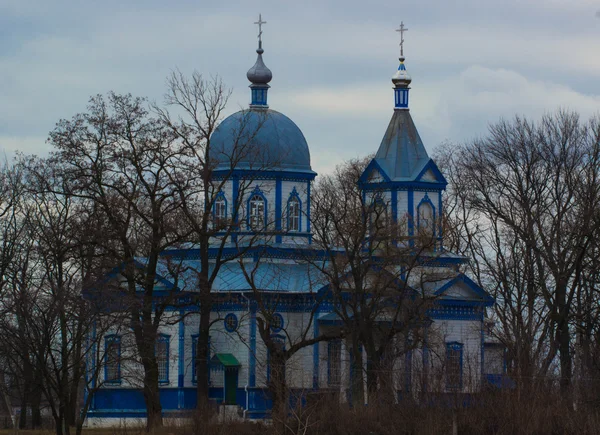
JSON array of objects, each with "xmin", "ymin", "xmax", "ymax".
[{"xmin": 247, "ymin": 48, "xmax": 272, "ymax": 85}]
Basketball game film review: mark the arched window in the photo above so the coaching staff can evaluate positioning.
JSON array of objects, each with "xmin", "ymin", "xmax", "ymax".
[
  {"xmin": 249, "ymin": 194, "xmax": 266, "ymax": 230},
  {"xmin": 214, "ymin": 193, "xmax": 227, "ymax": 228},
  {"xmin": 417, "ymin": 199, "xmax": 434, "ymax": 235},
  {"xmin": 287, "ymin": 196, "xmax": 300, "ymax": 232}
]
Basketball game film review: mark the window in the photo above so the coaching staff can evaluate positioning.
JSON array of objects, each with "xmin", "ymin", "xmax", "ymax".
[
  {"xmin": 105, "ymin": 335, "xmax": 121, "ymax": 384},
  {"xmin": 446, "ymin": 342, "xmax": 463, "ymax": 391},
  {"xmin": 270, "ymin": 313, "xmax": 284, "ymax": 332},
  {"xmin": 192, "ymin": 335, "xmax": 211, "ymax": 385},
  {"xmin": 287, "ymin": 195, "xmax": 300, "ymax": 232},
  {"xmin": 328, "ymin": 340, "xmax": 342, "ymax": 387},
  {"xmin": 249, "ymin": 194, "xmax": 265, "ymax": 230},
  {"xmin": 156, "ymin": 334, "xmax": 170, "ymax": 384},
  {"xmin": 224, "ymin": 313, "xmax": 238, "ymax": 332},
  {"xmin": 214, "ymin": 193, "xmax": 227, "ymax": 228},
  {"xmin": 417, "ymin": 200, "xmax": 434, "ymax": 235}
]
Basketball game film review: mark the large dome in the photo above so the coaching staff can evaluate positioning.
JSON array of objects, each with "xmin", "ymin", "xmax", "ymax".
[{"xmin": 210, "ymin": 109, "xmax": 314, "ymax": 173}]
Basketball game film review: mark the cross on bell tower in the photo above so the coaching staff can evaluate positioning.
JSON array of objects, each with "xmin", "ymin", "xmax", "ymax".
[
  {"xmin": 395, "ymin": 22, "xmax": 408, "ymax": 58},
  {"xmin": 392, "ymin": 21, "xmax": 412, "ymax": 110}
]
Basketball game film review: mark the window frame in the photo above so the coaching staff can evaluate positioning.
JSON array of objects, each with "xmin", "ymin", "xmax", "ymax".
[
  {"xmin": 445, "ymin": 341, "xmax": 463, "ymax": 391},
  {"xmin": 287, "ymin": 191, "xmax": 301, "ymax": 232},
  {"xmin": 213, "ymin": 192, "xmax": 228, "ymax": 228},
  {"xmin": 224, "ymin": 313, "xmax": 238, "ymax": 332},
  {"xmin": 104, "ymin": 335, "xmax": 122, "ymax": 385},
  {"xmin": 156, "ymin": 334, "xmax": 170, "ymax": 385},
  {"xmin": 327, "ymin": 339, "xmax": 342, "ymax": 387},
  {"xmin": 247, "ymin": 192, "xmax": 267, "ymax": 230},
  {"xmin": 270, "ymin": 313, "xmax": 284, "ymax": 333}
]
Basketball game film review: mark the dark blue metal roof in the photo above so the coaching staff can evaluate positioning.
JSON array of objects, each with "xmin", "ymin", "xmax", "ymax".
[
  {"xmin": 210, "ymin": 109, "xmax": 315, "ymax": 174},
  {"xmin": 373, "ymin": 110, "xmax": 430, "ymax": 182}
]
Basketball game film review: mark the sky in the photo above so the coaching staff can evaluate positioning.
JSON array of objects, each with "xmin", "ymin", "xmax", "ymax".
[{"xmin": 1, "ymin": 0, "xmax": 599, "ymax": 175}]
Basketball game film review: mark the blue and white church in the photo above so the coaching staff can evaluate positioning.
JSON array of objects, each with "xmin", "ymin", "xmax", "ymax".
[{"xmin": 86, "ymin": 20, "xmax": 505, "ymax": 426}]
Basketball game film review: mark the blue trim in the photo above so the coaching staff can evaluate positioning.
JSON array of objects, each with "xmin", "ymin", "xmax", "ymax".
[
  {"xmin": 250, "ymin": 84, "xmax": 269, "ymax": 106},
  {"xmin": 306, "ymin": 181, "xmax": 311, "ymax": 238},
  {"xmin": 361, "ymin": 181, "xmax": 447, "ymax": 191},
  {"xmin": 104, "ymin": 335, "xmax": 121, "ymax": 385},
  {"xmin": 224, "ymin": 313, "xmax": 239, "ymax": 332},
  {"xmin": 287, "ymin": 187, "xmax": 302, "ymax": 233},
  {"xmin": 246, "ymin": 186, "xmax": 268, "ymax": 230},
  {"xmin": 414, "ymin": 159, "xmax": 448, "ymax": 185},
  {"xmin": 249, "ymin": 302, "xmax": 257, "ymax": 387},
  {"xmin": 191, "ymin": 335, "xmax": 198, "ymax": 384},
  {"xmin": 275, "ymin": 178, "xmax": 282, "ymax": 243},
  {"xmin": 438, "ymin": 191, "xmax": 443, "ymax": 240},
  {"xmin": 394, "ymin": 87, "xmax": 409, "ymax": 109},
  {"xmin": 156, "ymin": 334, "xmax": 170, "ymax": 385},
  {"xmin": 213, "ymin": 169, "xmax": 317, "ymax": 181},
  {"xmin": 231, "ymin": 176, "xmax": 239, "ymax": 244},
  {"xmin": 358, "ymin": 159, "xmax": 392, "ymax": 184},
  {"xmin": 434, "ymin": 274, "xmax": 495, "ymax": 306},
  {"xmin": 270, "ymin": 313, "xmax": 284, "ymax": 333},
  {"xmin": 407, "ymin": 190, "xmax": 414, "ymax": 239},
  {"xmin": 313, "ymin": 318, "xmax": 319, "ymax": 388},
  {"xmin": 446, "ymin": 342, "xmax": 464, "ymax": 391},
  {"xmin": 391, "ymin": 189, "xmax": 398, "ymax": 223},
  {"xmin": 480, "ymin": 319, "xmax": 485, "ymax": 378}
]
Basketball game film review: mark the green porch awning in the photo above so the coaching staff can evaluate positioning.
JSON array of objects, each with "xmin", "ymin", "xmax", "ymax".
[{"xmin": 211, "ymin": 353, "xmax": 240, "ymax": 368}]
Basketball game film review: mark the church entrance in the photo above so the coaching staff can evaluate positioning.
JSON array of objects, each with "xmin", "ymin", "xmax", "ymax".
[
  {"xmin": 211, "ymin": 353, "xmax": 241, "ymax": 405},
  {"xmin": 224, "ymin": 367, "xmax": 239, "ymax": 405}
]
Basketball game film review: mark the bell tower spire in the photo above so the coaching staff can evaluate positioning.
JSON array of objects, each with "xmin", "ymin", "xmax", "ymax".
[
  {"xmin": 247, "ymin": 13, "xmax": 272, "ymax": 108},
  {"xmin": 392, "ymin": 22, "xmax": 412, "ymax": 110}
]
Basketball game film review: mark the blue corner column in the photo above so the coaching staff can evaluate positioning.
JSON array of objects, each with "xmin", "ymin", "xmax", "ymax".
[
  {"xmin": 306, "ymin": 181, "xmax": 312, "ymax": 243},
  {"xmin": 232, "ymin": 176, "xmax": 239, "ymax": 244},
  {"xmin": 249, "ymin": 302, "xmax": 257, "ymax": 387},
  {"xmin": 275, "ymin": 177, "xmax": 282, "ymax": 243},
  {"xmin": 178, "ymin": 309, "xmax": 185, "ymax": 409},
  {"xmin": 407, "ymin": 189, "xmax": 414, "ymax": 245}
]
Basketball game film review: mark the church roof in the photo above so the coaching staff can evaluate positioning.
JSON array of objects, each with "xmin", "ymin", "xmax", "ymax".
[
  {"xmin": 373, "ymin": 109, "xmax": 430, "ymax": 182},
  {"xmin": 210, "ymin": 109, "xmax": 315, "ymax": 174}
]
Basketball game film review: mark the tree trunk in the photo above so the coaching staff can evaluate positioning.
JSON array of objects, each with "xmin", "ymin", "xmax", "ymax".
[
  {"xmin": 140, "ymin": 349, "xmax": 163, "ymax": 431},
  {"xmin": 349, "ymin": 341, "xmax": 364, "ymax": 408},
  {"xmin": 196, "ymin": 300, "xmax": 212, "ymax": 419},
  {"xmin": 269, "ymin": 353, "xmax": 287, "ymax": 434}
]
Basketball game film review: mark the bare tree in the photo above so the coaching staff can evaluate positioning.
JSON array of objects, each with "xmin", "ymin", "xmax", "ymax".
[
  {"xmin": 153, "ymin": 71, "xmax": 274, "ymax": 414},
  {"xmin": 48, "ymin": 93, "xmax": 189, "ymax": 431},
  {"xmin": 439, "ymin": 111, "xmax": 600, "ymax": 396},
  {"xmin": 308, "ymin": 157, "xmax": 442, "ymax": 406}
]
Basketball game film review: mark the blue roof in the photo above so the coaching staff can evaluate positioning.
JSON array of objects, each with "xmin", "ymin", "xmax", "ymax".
[
  {"xmin": 155, "ymin": 260, "xmax": 327, "ymax": 293},
  {"xmin": 373, "ymin": 110, "xmax": 431, "ymax": 182},
  {"xmin": 210, "ymin": 109, "xmax": 315, "ymax": 174}
]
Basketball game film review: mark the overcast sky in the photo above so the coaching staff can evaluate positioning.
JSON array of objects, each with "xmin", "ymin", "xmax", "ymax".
[{"xmin": 1, "ymin": 0, "xmax": 599, "ymax": 175}]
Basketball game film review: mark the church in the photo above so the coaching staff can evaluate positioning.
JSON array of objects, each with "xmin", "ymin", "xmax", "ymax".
[{"xmin": 85, "ymin": 19, "xmax": 504, "ymax": 426}]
